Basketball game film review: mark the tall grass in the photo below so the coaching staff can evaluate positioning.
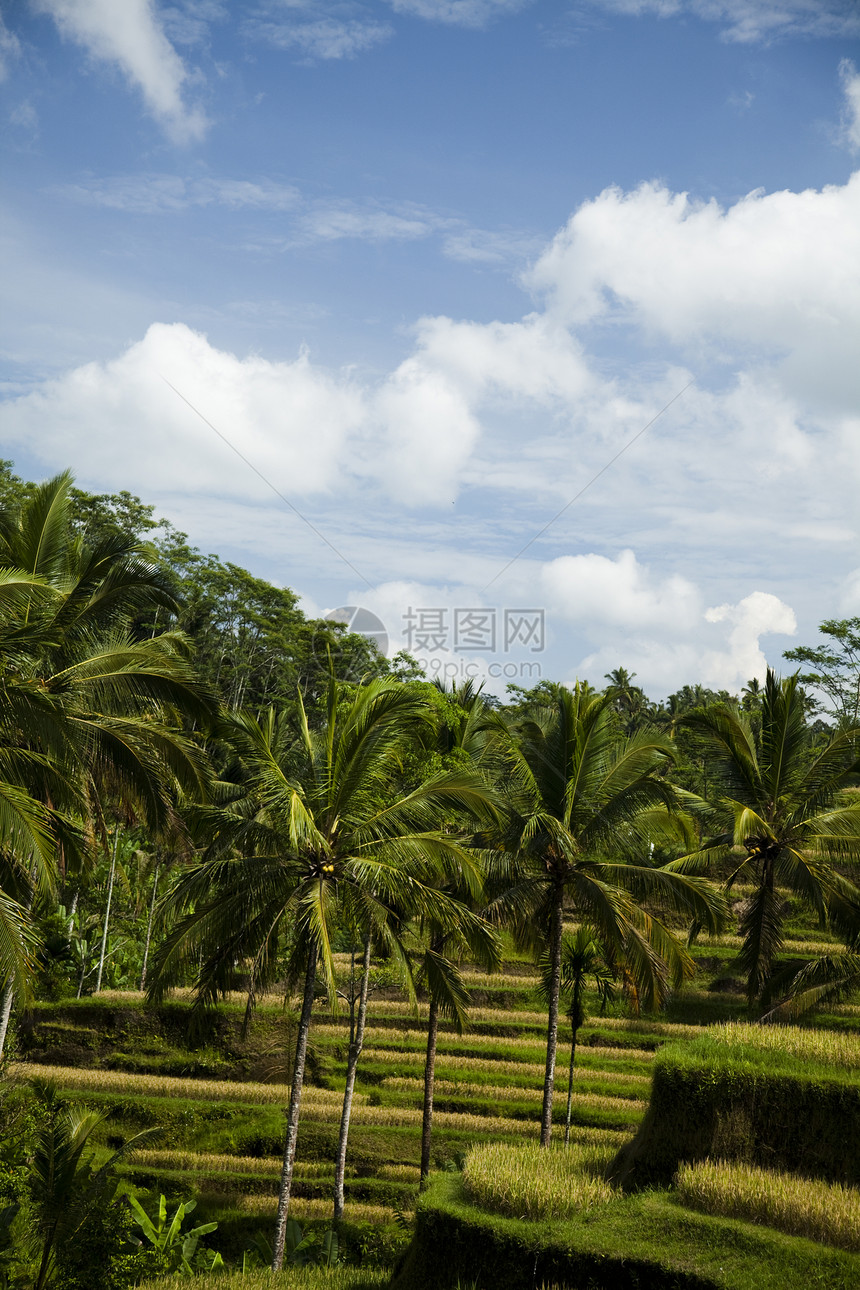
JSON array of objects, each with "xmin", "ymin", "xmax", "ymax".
[
  {"xmin": 316, "ymin": 1026, "xmax": 654, "ymax": 1063},
  {"xmin": 675, "ymin": 1160, "xmax": 860, "ymax": 1252},
  {"xmin": 710, "ymin": 1023, "xmax": 860, "ymax": 1069},
  {"xmin": 138, "ymin": 1269, "xmax": 389, "ymax": 1290},
  {"xmin": 462, "ymin": 1141, "xmax": 614, "ymax": 1220},
  {"xmin": 361, "ymin": 1048, "xmax": 651, "ymax": 1083},
  {"xmin": 9, "ymin": 1063, "xmax": 362, "ymax": 1106},
  {"xmin": 231, "ymin": 1196, "xmax": 398, "ymax": 1223},
  {"xmin": 133, "ymin": 1150, "xmax": 341, "ymax": 1179},
  {"xmin": 382, "ymin": 1076, "xmax": 647, "ymax": 1108}
]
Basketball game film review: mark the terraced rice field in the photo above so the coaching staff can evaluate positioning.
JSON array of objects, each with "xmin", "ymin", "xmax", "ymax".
[{"xmin": 13, "ymin": 914, "xmax": 858, "ymax": 1257}]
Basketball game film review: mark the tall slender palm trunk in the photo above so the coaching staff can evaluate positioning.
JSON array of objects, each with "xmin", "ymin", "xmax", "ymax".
[
  {"xmin": 419, "ymin": 994, "xmax": 440, "ymax": 1186},
  {"xmin": 139, "ymin": 860, "xmax": 160, "ymax": 991},
  {"xmin": 272, "ymin": 949, "xmax": 317, "ymax": 1271},
  {"xmin": 563, "ymin": 993, "xmax": 583, "ymax": 1148},
  {"xmin": 95, "ymin": 828, "xmax": 119, "ymax": 993},
  {"xmin": 0, "ymin": 864, "xmax": 38, "ymax": 1059},
  {"xmin": 0, "ymin": 982, "xmax": 14, "ymax": 1060},
  {"xmin": 333, "ymin": 933, "xmax": 371, "ymax": 1222},
  {"xmin": 540, "ymin": 888, "xmax": 564, "ymax": 1147}
]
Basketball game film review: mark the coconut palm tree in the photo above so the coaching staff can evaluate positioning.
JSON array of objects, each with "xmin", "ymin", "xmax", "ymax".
[
  {"xmin": 547, "ymin": 928, "xmax": 616, "ymax": 1147},
  {"xmin": 485, "ymin": 683, "xmax": 724, "ymax": 1146},
  {"xmin": 670, "ymin": 670, "xmax": 860, "ymax": 1007},
  {"xmin": 149, "ymin": 673, "xmax": 498, "ymax": 1269},
  {"xmin": 0, "ymin": 473, "xmax": 215, "ymax": 1046}
]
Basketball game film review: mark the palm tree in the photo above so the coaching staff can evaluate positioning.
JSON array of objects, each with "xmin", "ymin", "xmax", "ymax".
[
  {"xmin": 0, "ymin": 473, "xmax": 215, "ymax": 1046},
  {"xmin": 548, "ymin": 928, "xmax": 616, "ymax": 1147},
  {"xmin": 149, "ymin": 674, "xmax": 498, "ymax": 1269},
  {"xmin": 485, "ymin": 683, "xmax": 724, "ymax": 1145},
  {"xmin": 670, "ymin": 670, "xmax": 860, "ymax": 1007}
]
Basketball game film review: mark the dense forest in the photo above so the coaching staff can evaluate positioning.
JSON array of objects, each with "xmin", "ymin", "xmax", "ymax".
[{"xmin": 1, "ymin": 461, "xmax": 858, "ymax": 1288}]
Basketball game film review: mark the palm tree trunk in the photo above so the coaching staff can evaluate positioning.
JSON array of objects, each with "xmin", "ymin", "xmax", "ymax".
[
  {"xmin": 0, "ymin": 981, "xmax": 14, "ymax": 1060},
  {"xmin": 564, "ymin": 1026, "xmax": 579, "ymax": 1147},
  {"xmin": 0, "ymin": 864, "xmax": 38, "ymax": 1058},
  {"xmin": 95, "ymin": 828, "xmax": 119, "ymax": 993},
  {"xmin": 420, "ymin": 993, "xmax": 440, "ymax": 1186},
  {"xmin": 333, "ymin": 933, "xmax": 371, "ymax": 1222},
  {"xmin": 139, "ymin": 860, "xmax": 160, "ymax": 991},
  {"xmin": 272, "ymin": 948, "xmax": 317, "ymax": 1271},
  {"xmin": 540, "ymin": 888, "xmax": 564, "ymax": 1147}
]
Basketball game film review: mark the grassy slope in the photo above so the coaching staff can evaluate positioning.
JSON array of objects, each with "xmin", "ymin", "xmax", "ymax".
[{"xmin": 391, "ymin": 1173, "xmax": 860, "ymax": 1290}]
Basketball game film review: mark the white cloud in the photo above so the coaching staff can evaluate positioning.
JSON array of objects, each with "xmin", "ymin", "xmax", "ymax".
[
  {"xmin": 840, "ymin": 60, "xmax": 860, "ymax": 150},
  {"xmin": 703, "ymin": 591, "xmax": 796, "ymax": 688},
  {"xmin": 584, "ymin": 1, "xmax": 860, "ymax": 43},
  {"xmin": 31, "ymin": 0, "xmax": 207, "ymax": 142},
  {"xmin": 246, "ymin": 15, "xmax": 392, "ymax": 60},
  {"xmin": 0, "ymin": 15, "xmax": 22, "ymax": 80},
  {"xmin": 527, "ymin": 173, "xmax": 860, "ymax": 410},
  {"xmin": 541, "ymin": 549, "xmax": 701, "ymax": 631},
  {"xmin": 1, "ymin": 322, "xmax": 366, "ymax": 497},
  {"xmin": 386, "ymin": 0, "xmax": 529, "ymax": 28},
  {"xmin": 5, "ymin": 144, "xmax": 860, "ymax": 696}
]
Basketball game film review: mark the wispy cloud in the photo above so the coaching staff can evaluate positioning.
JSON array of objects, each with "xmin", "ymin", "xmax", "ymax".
[
  {"xmin": 31, "ymin": 0, "xmax": 208, "ymax": 142},
  {"xmin": 386, "ymin": 0, "xmax": 530, "ymax": 29},
  {"xmin": 244, "ymin": 3, "xmax": 393, "ymax": 60},
  {"xmin": 840, "ymin": 60, "xmax": 860, "ymax": 151},
  {"xmin": 57, "ymin": 173, "xmax": 301, "ymax": 214},
  {"xmin": 581, "ymin": 1, "xmax": 860, "ymax": 43},
  {"xmin": 56, "ymin": 173, "xmax": 540, "ymax": 267},
  {"xmin": 0, "ymin": 14, "xmax": 22, "ymax": 80},
  {"xmin": 442, "ymin": 226, "xmax": 544, "ymax": 265}
]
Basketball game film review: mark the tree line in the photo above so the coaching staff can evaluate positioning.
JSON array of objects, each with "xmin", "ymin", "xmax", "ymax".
[{"xmin": 1, "ymin": 464, "xmax": 859, "ymax": 1273}]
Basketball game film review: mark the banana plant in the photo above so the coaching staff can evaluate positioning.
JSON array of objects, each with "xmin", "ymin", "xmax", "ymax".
[{"xmin": 127, "ymin": 1193, "xmax": 220, "ymax": 1273}]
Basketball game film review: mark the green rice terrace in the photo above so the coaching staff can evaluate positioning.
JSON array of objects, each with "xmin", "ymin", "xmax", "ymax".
[{"xmin": 6, "ymin": 911, "xmax": 860, "ymax": 1290}]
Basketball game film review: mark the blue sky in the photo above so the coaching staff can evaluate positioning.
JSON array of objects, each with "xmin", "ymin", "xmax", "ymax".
[{"xmin": 2, "ymin": 1, "xmax": 859, "ymax": 697}]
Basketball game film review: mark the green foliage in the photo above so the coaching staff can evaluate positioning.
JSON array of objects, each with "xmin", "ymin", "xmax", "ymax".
[
  {"xmin": 785, "ymin": 618, "xmax": 860, "ymax": 729},
  {"xmin": 127, "ymin": 1191, "xmax": 222, "ymax": 1273},
  {"xmin": 52, "ymin": 1198, "xmax": 159, "ymax": 1290}
]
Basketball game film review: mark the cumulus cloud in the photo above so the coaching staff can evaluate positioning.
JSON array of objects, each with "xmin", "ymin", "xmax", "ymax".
[
  {"xmin": 703, "ymin": 592, "xmax": 796, "ymax": 688},
  {"xmin": 841, "ymin": 60, "xmax": 860, "ymax": 150},
  {"xmin": 31, "ymin": 0, "xmax": 207, "ymax": 142},
  {"xmin": 527, "ymin": 173, "xmax": 860, "ymax": 409},
  {"xmin": 5, "ymin": 148, "xmax": 860, "ymax": 694},
  {"xmin": 541, "ymin": 549, "xmax": 701, "ymax": 631},
  {"xmin": 584, "ymin": 1, "xmax": 860, "ymax": 43},
  {"xmin": 1, "ymin": 322, "xmax": 366, "ymax": 498}
]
